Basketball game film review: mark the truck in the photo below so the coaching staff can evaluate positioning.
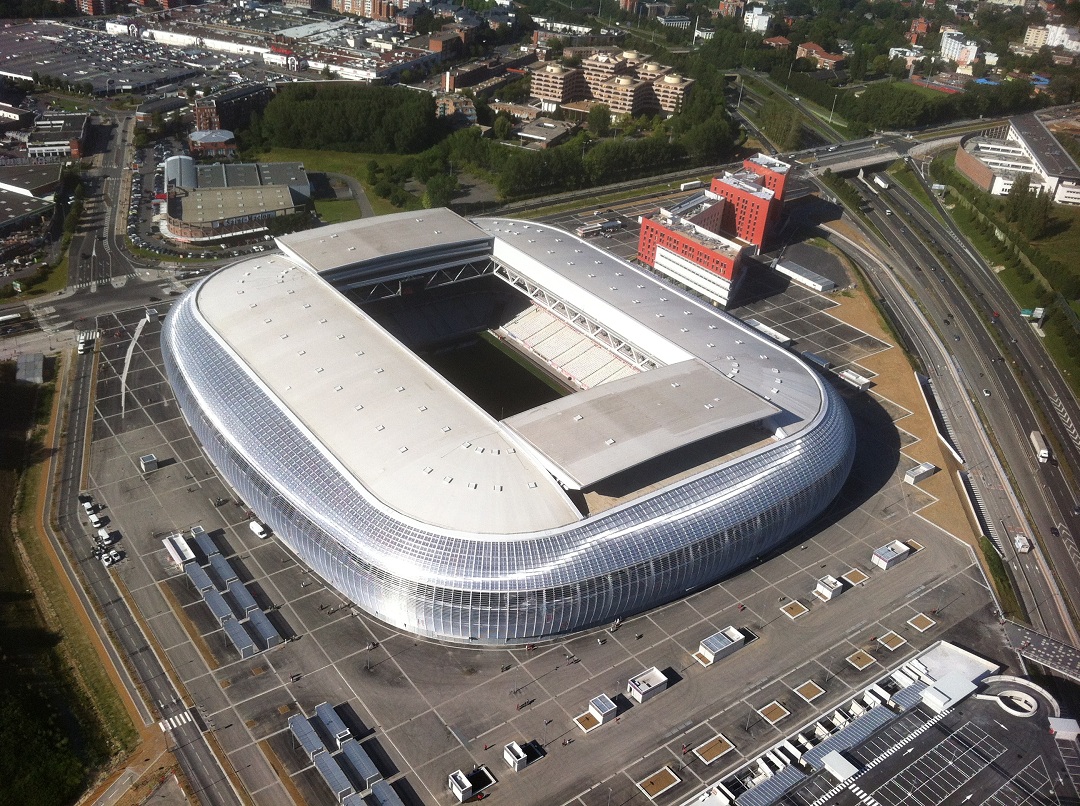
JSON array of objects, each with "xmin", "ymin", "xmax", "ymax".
[
  {"xmin": 1030, "ymin": 430, "xmax": 1050, "ymax": 463},
  {"xmin": 0, "ymin": 312, "xmax": 21, "ymax": 325},
  {"xmin": 679, "ymin": 180, "xmax": 704, "ymax": 191},
  {"xmin": 1014, "ymin": 534, "xmax": 1031, "ymax": 553},
  {"xmin": 873, "ymin": 175, "xmax": 891, "ymax": 190}
]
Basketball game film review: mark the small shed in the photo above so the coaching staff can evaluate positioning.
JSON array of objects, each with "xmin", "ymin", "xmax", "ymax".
[
  {"xmin": 503, "ymin": 741, "xmax": 528, "ymax": 771},
  {"xmin": 872, "ymin": 540, "xmax": 911, "ymax": 571},
  {"xmin": 814, "ymin": 575, "xmax": 843, "ymax": 601},
  {"xmin": 448, "ymin": 770, "xmax": 472, "ymax": 802},
  {"xmin": 589, "ymin": 693, "xmax": 617, "ymax": 724},
  {"xmin": 627, "ymin": 667, "xmax": 668, "ymax": 704},
  {"xmin": 921, "ymin": 672, "xmax": 976, "ymax": 714},
  {"xmin": 139, "ymin": 453, "xmax": 159, "ymax": 472},
  {"xmin": 904, "ymin": 462, "xmax": 937, "ymax": 485},
  {"xmin": 696, "ymin": 626, "xmax": 744, "ymax": 666}
]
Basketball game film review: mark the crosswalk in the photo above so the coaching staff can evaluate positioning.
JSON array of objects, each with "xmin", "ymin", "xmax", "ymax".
[
  {"xmin": 69, "ymin": 273, "xmax": 137, "ymax": 291},
  {"xmin": 158, "ymin": 710, "xmax": 194, "ymax": 732}
]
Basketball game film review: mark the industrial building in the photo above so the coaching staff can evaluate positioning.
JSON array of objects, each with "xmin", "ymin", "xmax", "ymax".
[
  {"xmin": 954, "ymin": 113, "xmax": 1080, "ymax": 204},
  {"xmin": 160, "ymin": 156, "xmax": 311, "ymax": 242},
  {"xmin": 27, "ymin": 113, "xmax": 89, "ymax": 159},
  {"xmin": 162, "ymin": 209, "xmax": 854, "ymax": 645}
]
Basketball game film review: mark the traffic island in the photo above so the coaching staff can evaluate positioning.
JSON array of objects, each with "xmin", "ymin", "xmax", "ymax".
[
  {"xmin": 758, "ymin": 701, "xmax": 790, "ymax": 725},
  {"xmin": 846, "ymin": 650, "xmax": 876, "ymax": 670},
  {"xmin": 794, "ymin": 680, "xmax": 826, "ymax": 703},
  {"xmin": 908, "ymin": 613, "xmax": 936, "ymax": 632},
  {"xmin": 841, "ymin": 568, "xmax": 870, "ymax": 586},
  {"xmin": 694, "ymin": 734, "xmax": 735, "ymax": 765},
  {"xmin": 781, "ymin": 601, "xmax": 809, "ymax": 620},
  {"xmin": 636, "ymin": 765, "xmax": 680, "ymax": 799},
  {"xmin": 877, "ymin": 631, "xmax": 907, "ymax": 651}
]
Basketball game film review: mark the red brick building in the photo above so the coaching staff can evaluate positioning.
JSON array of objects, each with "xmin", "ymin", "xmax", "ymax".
[
  {"xmin": 795, "ymin": 42, "xmax": 845, "ymax": 69},
  {"xmin": 635, "ymin": 154, "xmax": 791, "ymax": 307}
]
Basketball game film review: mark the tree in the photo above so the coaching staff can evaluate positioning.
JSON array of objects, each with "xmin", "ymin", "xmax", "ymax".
[
  {"xmin": 587, "ymin": 104, "xmax": 612, "ymax": 137},
  {"xmin": 1004, "ymin": 172, "xmax": 1031, "ymax": 222},
  {"xmin": 493, "ymin": 115, "xmax": 513, "ymax": 140},
  {"xmin": 424, "ymin": 173, "xmax": 458, "ymax": 207}
]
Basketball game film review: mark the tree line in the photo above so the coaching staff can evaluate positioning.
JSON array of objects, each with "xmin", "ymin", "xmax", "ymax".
[{"xmin": 246, "ymin": 84, "xmax": 445, "ymax": 154}]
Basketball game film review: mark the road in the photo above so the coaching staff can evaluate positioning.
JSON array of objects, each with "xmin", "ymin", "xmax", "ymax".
[
  {"xmin": 836, "ymin": 170, "xmax": 1078, "ymax": 643},
  {"xmin": 54, "ymin": 346, "xmax": 242, "ymax": 806}
]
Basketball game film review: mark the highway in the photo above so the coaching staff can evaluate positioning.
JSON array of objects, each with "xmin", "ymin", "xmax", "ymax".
[{"xmin": 837, "ymin": 170, "xmax": 1079, "ymax": 643}]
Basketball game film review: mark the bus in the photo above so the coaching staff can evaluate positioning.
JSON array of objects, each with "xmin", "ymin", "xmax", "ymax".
[
  {"xmin": 575, "ymin": 223, "xmax": 603, "ymax": 238},
  {"xmin": 0, "ymin": 312, "xmax": 21, "ymax": 325},
  {"xmin": 1030, "ymin": 430, "xmax": 1050, "ymax": 463}
]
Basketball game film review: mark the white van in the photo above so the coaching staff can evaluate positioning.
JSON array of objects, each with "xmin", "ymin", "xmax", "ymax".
[
  {"xmin": 82, "ymin": 500, "xmax": 95, "ymax": 515},
  {"xmin": 97, "ymin": 528, "xmax": 112, "ymax": 544},
  {"xmin": 249, "ymin": 520, "xmax": 269, "ymax": 539},
  {"xmin": 89, "ymin": 512, "xmax": 103, "ymax": 528}
]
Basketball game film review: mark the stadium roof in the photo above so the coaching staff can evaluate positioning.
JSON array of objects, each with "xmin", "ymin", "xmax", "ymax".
[
  {"xmin": 194, "ymin": 250, "xmax": 582, "ymax": 535},
  {"xmin": 194, "ymin": 210, "xmax": 817, "ymax": 534},
  {"xmin": 504, "ymin": 359, "xmax": 778, "ymax": 489},
  {"xmin": 277, "ymin": 208, "xmax": 488, "ymax": 275}
]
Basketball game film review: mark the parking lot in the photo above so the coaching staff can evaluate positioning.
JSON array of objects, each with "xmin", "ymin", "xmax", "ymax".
[{"xmin": 75, "ymin": 293, "xmax": 1013, "ymax": 806}]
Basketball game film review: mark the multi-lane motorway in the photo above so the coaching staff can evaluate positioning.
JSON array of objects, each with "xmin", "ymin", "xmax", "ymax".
[{"xmin": 833, "ymin": 166, "xmax": 1080, "ymax": 643}]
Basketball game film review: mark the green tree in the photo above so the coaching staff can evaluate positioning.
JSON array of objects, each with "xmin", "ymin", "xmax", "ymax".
[
  {"xmin": 1004, "ymin": 172, "xmax": 1031, "ymax": 223},
  {"xmin": 493, "ymin": 115, "xmax": 513, "ymax": 140},
  {"xmin": 587, "ymin": 104, "xmax": 612, "ymax": 137},
  {"xmin": 424, "ymin": 173, "xmax": 458, "ymax": 207}
]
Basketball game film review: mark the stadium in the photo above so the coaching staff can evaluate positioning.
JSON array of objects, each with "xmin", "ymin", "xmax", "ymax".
[{"xmin": 161, "ymin": 209, "xmax": 855, "ymax": 645}]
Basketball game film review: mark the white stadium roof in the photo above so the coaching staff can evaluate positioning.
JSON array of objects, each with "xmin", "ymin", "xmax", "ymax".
[{"xmin": 193, "ymin": 210, "xmax": 820, "ymax": 535}]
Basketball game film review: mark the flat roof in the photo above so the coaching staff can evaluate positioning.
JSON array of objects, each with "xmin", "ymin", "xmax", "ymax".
[
  {"xmin": 177, "ymin": 186, "xmax": 296, "ymax": 224},
  {"xmin": 1012, "ymin": 113, "xmax": 1080, "ymax": 179},
  {"xmin": 504, "ymin": 359, "xmax": 777, "ymax": 489},
  {"xmin": 195, "ymin": 210, "xmax": 821, "ymax": 535},
  {"xmin": 195, "ymin": 252, "xmax": 582, "ymax": 535},
  {"xmin": 0, "ymin": 188, "xmax": 53, "ymax": 226},
  {"xmin": 0, "ymin": 164, "xmax": 63, "ymax": 196},
  {"xmin": 277, "ymin": 208, "xmax": 490, "ymax": 275}
]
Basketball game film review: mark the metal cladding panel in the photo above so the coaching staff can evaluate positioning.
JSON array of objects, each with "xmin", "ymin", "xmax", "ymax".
[
  {"xmin": 184, "ymin": 561, "xmax": 214, "ymax": 592},
  {"xmin": 338, "ymin": 738, "xmax": 382, "ymax": 789},
  {"xmin": 735, "ymin": 765, "xmax": 807, "ymax": 806},
  {"xmin": 223, "ymin": 617, "xmax": 257, "ymax": 658},
  {"xmin": 289, "ymin": 714, "xmax": 326, "ymax": 760},
  {"xmin": 208, "ymin": 554, "xmax": 239, "ymax": 590},
  {"xmin": 246, "ymin": 608, "xmax": 281, "ymax": 649},
  {"xmin": 803, "ymin": 706, "xmax": 897, "ymax": 770},
  {"xmin": 162, "ymin": 245, "xmax": 856, "ymax": 645},
  {"xmin": 313, "ymin": 751, "xmax": 354, "ymax": 801},
  {"xmin": 370, "ymin": 780, "xmax": 406, "ymax": 806},
  {"xmin": 191, "ymin": 527, "xmax": 219, "ymax": 562},
  {"xmin": 204, "ymin": 588, "xmax": 234, "ymax": 625},
  {"xmin": 316, "ymin": 702, "xmax": 352, "ymax": 748},
  {"xmin": 226, "ymin": 580, "xmax": 260, "ymax": 614}
]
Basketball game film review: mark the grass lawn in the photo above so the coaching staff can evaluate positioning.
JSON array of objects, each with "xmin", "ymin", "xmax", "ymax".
[
  {"xmin": 1031, "ymin": 203, "xmax": 1080, "ymax": 269},
  {"xmin": 314, "ymin": 198, "xmax": 363, "ymax": 224},
  {"xmin": 253, "ymin": 147, "xmax": 407, "ymax": 182},
  {"xmin": 887, "ymin": 162, "xmax": 944, "ymax": 223},
  {"xmin": 23, "ymin": 255, "xmax": 69, "ymax": 298}
]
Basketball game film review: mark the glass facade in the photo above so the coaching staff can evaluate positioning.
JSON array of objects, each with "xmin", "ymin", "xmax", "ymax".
[{"xmin": 162, "ymin": 269, "xmax": 855, "ymax": 646}]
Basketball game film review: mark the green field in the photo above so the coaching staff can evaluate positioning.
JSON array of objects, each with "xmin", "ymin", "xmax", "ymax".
[
  {"xmin": 314, "ymin": 198, "xmax": 363, "ymax": 224},
  {"xmin": 1031, "ymin": 203, "xmax": 1080, "ymax": 269},
  {"xmin": 253, "ymin": 147, "xmax": 408, "ymax": 181}
]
